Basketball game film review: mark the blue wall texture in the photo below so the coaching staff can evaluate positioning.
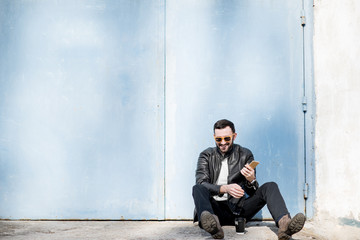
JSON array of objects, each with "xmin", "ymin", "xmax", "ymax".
[{"xmin": 0, "ymin": 0, "xmax": 312, "ymax": 219}]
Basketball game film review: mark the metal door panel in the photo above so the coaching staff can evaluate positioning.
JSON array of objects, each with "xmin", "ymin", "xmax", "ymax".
[
  {"xmin": 165, "ymin": 0, "xmax": 304, "ymax": 219},
  {"xmin": 0, "ymin": 0, "xmax": 165, "ymax": 219},
  {"xmin": 1, "ymin": 0, "xmax": 311, "ymax": 220}
]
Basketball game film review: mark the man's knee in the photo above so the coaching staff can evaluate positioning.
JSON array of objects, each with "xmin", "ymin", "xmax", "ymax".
[
  {"xmin": 262, "ymin": 181, "xmax": 279, "ymax": 191},
  {"xmin": 192, "ymin": 184, "xmax": 208, "ymax": 197}
]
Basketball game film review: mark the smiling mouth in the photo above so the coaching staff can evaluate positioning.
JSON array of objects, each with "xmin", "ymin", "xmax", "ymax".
[{"xmin": 219, "ymin": 144, "xmax": 230, "ymax": 151}]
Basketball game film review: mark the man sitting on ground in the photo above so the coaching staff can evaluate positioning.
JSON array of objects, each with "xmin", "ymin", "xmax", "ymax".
[{"xmin": 192, "ymin": 119, "xmax": 306, "ymax": 239}]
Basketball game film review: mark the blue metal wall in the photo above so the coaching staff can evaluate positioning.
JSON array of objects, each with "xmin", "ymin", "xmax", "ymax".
[
  {"xmin": 165, "ymin": 0, "xmax": 306, "ymax": 219},
  {"xmin": 0, "ymin": 0, "xmax": 312, "ymax": 220},
  {"xmin": 0, "ymin": 0, "xmax": 165, "ymax": 219}
]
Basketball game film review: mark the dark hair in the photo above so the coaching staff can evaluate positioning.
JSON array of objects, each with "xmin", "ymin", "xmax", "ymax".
[{"xmin": 213, "ymin": 119, "xmax": 235, "ymax": 133}]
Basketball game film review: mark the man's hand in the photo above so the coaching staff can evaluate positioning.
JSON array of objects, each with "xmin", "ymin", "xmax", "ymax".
[
  {"xmin": 240, "ymin": 164, "xmax": 255, "ymax": 183},
  {"xmin": 220, "ymin": 184, "xmax": 244, "ymax": 198}
]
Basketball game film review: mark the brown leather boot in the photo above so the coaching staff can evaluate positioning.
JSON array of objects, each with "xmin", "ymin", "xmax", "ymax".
[
  {"xmin": 200, "ymin": 211, "xmax": 224, "ymax": 239},
  {"xmin": 278, "ymin": 213, "xmax": 306, "ymax": 240}
]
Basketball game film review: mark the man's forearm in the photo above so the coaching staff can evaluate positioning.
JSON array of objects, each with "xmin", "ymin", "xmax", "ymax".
[{"xmin": 200, "ymin": 182, "xmax": 222, "ymax": 195}]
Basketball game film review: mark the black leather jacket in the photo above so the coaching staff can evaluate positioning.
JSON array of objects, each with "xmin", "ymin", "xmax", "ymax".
[{"xmin": 194, "ymin": 144, "xmax": 259, "ymax": 220}]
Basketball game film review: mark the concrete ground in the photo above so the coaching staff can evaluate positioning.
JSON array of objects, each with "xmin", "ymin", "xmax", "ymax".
[{"xmin": 1, "ymin": 220, "xmax": 360, "ymax": 240}]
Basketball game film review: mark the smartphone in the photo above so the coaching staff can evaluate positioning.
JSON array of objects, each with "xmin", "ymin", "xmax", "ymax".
[{"xmin": 249, "ymin": 161, "xmax": 260, "ymax": 169}]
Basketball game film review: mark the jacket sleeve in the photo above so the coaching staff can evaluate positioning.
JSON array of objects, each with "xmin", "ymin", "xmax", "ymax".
[{"xmin": 195, "ymin": 149, "xmax": 221, "ymax": 196}]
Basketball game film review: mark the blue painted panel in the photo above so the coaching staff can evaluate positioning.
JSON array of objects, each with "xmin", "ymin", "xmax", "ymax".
[
  {"xmin": 165, "ymin": 0, "xmax": 305, "ymax": 219},
  {"xmin": 0, "ymin": 0, "xmax": 165, "ymax": 219},
  {"xmin": 1, "ymin": 0, "xmax": 311, "ymax": 220}
]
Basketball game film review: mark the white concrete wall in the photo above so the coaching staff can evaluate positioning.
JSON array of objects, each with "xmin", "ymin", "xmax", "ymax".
[{"xmin": 314, "ymin": 0, "xmax": 360, "ymax": 221}]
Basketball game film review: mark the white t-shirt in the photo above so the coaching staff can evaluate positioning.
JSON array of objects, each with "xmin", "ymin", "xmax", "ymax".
[{"xmin": 213, "ymin": 158, "xmax": 228, "ymax": 201}]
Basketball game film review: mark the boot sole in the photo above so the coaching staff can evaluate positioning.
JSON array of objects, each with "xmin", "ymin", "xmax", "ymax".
[
  {"xmin": 278, "ymin": 232, "xmax": 291, "ymax": 240},
  {"xmin": 200, "ymin": 211, "xmax": 224, "ymax": 239},
  {"xmin": 286, "ymin": 213, "xmax": 306, "ymax": 236}
]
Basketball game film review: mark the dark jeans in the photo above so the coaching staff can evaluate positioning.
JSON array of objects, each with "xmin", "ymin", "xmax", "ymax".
[{"xmin": 192, "ymin": 182, "xmax": 289, "ymax": 227}]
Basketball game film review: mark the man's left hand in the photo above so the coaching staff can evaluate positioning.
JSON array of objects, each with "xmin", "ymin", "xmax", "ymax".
[{"xmin": 240, "ymin": 164, "xmax": 255, "ymax": 183}]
